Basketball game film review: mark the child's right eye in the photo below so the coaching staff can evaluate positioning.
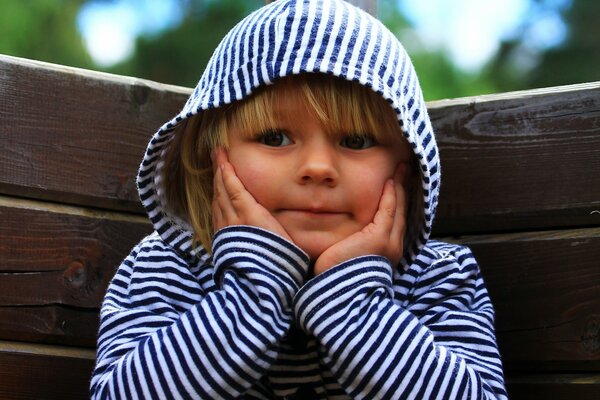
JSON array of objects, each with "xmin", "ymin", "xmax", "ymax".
[{"xmin": 256, "ymin": 129, "xmax": 292, "ymax": 147}]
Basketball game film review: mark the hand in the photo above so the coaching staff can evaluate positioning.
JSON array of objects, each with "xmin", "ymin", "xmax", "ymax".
[
  {"xmin": 313, "ymin": 164, "xmax": 408, "ymax": 275},
  {"xmin": 212, "ymin": 148, "xmax": 292, "ymax": 241}
]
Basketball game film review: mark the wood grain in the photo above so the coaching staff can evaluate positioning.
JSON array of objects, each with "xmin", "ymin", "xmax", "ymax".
[
  {"xmin": 430, "ymin": 83, "xmax": 600, "ymax": 234},
  {"xmin": 430, "ymin": 82, "xmax": 600, "ymax": 235},
  {"xmin": 2, "ymin": 56, "xmax": 599, "ymax": 231},
  {"xmin": 507, "ymin": 373, "xmax": 600, "ymax": 400},
  {"xmin": 0, "ymin": 54, "xmax": 190, "ymax": 213},
  {"xmin": 0, "ymin": 196, "xmax": 152, "ymax": 346},
  {"xmin": 446, "ymin": 227, "xmax": 600, "ymax": 370},
  {"xmin": 0, "ymin": 341, "xmax": 94, "ymax": 400},
  {"xmin": 2, "ymin": 55, "xmax": 599, "ymax": 398}
]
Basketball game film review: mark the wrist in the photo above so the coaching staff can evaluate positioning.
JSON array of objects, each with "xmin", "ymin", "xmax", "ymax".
[
  {"xmin": 212, "ymin": 225, "xmax": 310, "ymax": 288},
  {"xmin": 294, "ymin": 256, "xmax": 393, "ymax": 333}
]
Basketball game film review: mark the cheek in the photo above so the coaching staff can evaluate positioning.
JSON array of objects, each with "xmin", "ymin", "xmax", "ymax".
[
  {"xmin": 228, "ymin": 151, "xmax": 276, "ymax": 208},
  {"xmin": 348, "ymin": 153, "xmax": 401, "ymax": 226},
  {"xmin": 349, "ymin": 171, "xmax": 389, "ymax": 226}
]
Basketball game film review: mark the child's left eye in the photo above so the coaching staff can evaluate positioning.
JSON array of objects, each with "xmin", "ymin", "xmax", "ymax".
[{"xmin": 340, "ymin": 134, "xmax": 377, "ymax": 149}]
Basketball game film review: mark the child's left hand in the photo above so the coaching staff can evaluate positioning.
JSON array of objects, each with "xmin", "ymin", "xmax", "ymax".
[{"xmin": 313, "ymin": 164, "xmax": 407, "ymax": 275}]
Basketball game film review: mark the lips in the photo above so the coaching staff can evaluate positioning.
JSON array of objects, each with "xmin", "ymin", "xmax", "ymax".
[
  {"xmin": 277, "ymin": 204, "xmax": 339, "ymax": 212},
  {"xmin": 295, "ymin": 208, "xmax": 337, "ymax": 213},
  {"xmin": 277, "ymin": 208, "xmax": 347, "ymax": 218}
]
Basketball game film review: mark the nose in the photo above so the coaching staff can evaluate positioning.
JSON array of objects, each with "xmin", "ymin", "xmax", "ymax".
[{"xmin": 296, "ymin": 139, "xmax": 339, "ymax": 186}]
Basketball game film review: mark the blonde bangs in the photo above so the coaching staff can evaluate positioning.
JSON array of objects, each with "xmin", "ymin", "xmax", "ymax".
[
  {"xmin": 299, "ymin": 76, "xmax": 403, "ymax": 144},
  {"xmin": 226, "ymin": 74, "xmax": 404, "ymax": 144}
]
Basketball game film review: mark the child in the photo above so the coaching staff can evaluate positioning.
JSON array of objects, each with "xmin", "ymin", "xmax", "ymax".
[{"xmin": 91, "ymin": 0, "xmax": 507, "ymax": 398}]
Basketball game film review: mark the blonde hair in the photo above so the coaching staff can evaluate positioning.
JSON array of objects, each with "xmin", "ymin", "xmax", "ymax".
[{"xmin": 163, "ymin": 74, "xmax": 422, "ymax": 255}]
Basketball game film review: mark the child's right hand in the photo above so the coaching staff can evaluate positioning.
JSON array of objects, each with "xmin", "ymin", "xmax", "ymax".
[{"xmin": 211, "ymin": 147, "xmax": 292, "ymax": 241}]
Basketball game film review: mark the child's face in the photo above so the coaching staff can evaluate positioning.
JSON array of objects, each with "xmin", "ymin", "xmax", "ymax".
[{"xmin": 226, "ymin": 86, "xmax": 411, "ymax": 261}]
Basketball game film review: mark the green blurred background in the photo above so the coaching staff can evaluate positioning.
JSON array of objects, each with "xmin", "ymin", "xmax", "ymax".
[{"xmin": 1, "ymin": 0, "xmax": 599, "ymax": 100}]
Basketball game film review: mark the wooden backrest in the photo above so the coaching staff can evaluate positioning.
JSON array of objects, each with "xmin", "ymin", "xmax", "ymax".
[
  {"xmin": 0, "ymin": 55, "xmax": 184, "ymax": 399},
  {"xmin": 1, "ymin": 54, "xmax": 599, "ymax": 399},
  {"xmin": 428, "ymin": 87, "xmax": 600, "ymax": 399}
]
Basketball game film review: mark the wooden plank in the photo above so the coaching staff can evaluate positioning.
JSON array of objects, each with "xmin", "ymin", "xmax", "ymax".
[
  {"xmin": 445, "ymin": 227, "xmax": 600, "ymax": 370},
  {"xmin": 0, "ymin": 306, "xmax": 99, "ymax": 348},
  {"xmin": 430, "ymin": 82, "xmax": 600, "ymax": 235},
  {"xmin": 0, "ymin": 196, "xmax": 152, "ymax": 346},
  {"xmin": 0, "ymin": 55, "xmax": 190, "ymax": 212},
  {"xmin": 507, "ymin": 373, "xmax": 600, "ymax": 400},
  {"xmin": 2, "ymin": 55, "xmax": 599, "ymax": 230},
  {"xmin": 0, "ymin": 340, "xmax": 94, "ymax": 400}
]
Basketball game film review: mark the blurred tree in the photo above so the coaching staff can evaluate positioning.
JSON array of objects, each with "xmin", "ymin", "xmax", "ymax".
[
  {"xmin": 528, "ymin": 0, "xmax": 600, "ymax": 88},
  {"xmin": 0, "ymin": 0, "xmax": 93, "ymax": 69},
  {"xmin": 1, "ymin": 0, "xmax": 597, "ymax": 99},
  {"xmin": 485, "ymin": 0, "xmax": 600, "ymax": 93},
  {"xmin": 108, "ymin": 0, "xmax": 264, "ymax": 87},
  {"xmin": 410, "ymin": 52, "xmax": 499, "ymax": 101},
  {"xmin": 378, "ymin": 0, "xmax": 498, "ymax": 100}
]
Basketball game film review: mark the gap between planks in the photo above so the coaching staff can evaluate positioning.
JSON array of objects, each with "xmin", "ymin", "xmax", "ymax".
[
  {"xmin": 0, "ymin": 339, "xmax": 95, "ymax": 360},
  {"xmin": 0, "ymin": 194, "xmax": 149, "ymax": 224}
]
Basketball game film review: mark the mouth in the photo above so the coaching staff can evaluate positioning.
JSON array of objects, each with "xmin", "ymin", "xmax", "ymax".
[{"xmin": 278, "ymin": 208, "xmax": 347, "ymax": 217}]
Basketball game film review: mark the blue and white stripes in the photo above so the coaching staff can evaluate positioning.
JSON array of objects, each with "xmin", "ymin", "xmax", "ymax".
[
  {"xmin": 92, "ymin": 0, "xmax": 507, "ymax": 398},
  {"xmin": 91, "ymin": 228, "xmax": 310, "ymax": 399},
  {"xmin": 137, "ymin": 0, "xmax": 439, "ymax": 265},
  {"xmin": 290, "ymin": 247, "xmax": 506, "ymax": 399},
  {"xmin": 91, "ymin": 229, "xmax": 507, "ymax": 398}
]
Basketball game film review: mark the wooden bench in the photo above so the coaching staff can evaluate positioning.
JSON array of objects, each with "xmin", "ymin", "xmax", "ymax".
[{"xmin": 1, "ymin": 54, "xmax": 599, "ymax": 399}]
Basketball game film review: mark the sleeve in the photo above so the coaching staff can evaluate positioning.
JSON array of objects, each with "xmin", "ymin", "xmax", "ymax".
[
  {"xmin": 90, "ymin": 226, "xmax": 309, "ymax": 400},
  {"xmin": 292, "ymin": 246, "xmax": 508, "ymax": 400}
]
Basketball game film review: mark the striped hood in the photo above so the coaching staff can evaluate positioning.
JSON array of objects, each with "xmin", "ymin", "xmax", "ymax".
[{"xmin": 137, "ymin": 0, "xmax": 440, "ymax": 267}]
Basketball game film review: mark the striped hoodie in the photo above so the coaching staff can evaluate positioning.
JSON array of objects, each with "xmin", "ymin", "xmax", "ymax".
[{"xmin": 90, "ymin": 0, "xmax": 507, "ymax": 398}]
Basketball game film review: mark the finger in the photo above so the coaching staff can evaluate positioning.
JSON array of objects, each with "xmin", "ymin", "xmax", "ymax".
[
  {"xmin": 213, "ymin": 146, "xmax": 228, "ymax": 169},
  {"xmin": 211, "ymin": 148, "xmax": 227, "ymax": 230},
  {"xmin": 220, "ymin": 161, "xmax": 259, "ymax": 214},
  {"xmin": 390, "ymin": 163, "xmax": 407, "ymax": 237},
  {"xmin": 371, "ymin": 179, "xmax": 396, "ymax": 231},
  {"xmin": 388, "ymin": 164, "xmax": 408, "ymax": 264},
  {"xmin": 212, "ymin": 193, "xmax": 224, "ymax": 231},
  {"xmin": 213, "ymin": 162, "xmax": 238, "ymax": 224},
  {"xmin": 214, "ymin": 147, "xmax": 253, "ymax": 212},
  {"xmin": 390, "ymin": 182, "xmax": 407, "ymax": 244}
]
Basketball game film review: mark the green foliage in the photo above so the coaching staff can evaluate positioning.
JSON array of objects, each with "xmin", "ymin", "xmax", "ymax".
[
  {"xmin": 482, "ymin": 0, "xmax": 600, "ymax": 94},
  {"xmin": 378, "ymin": 0, "xmax": 500, "ymax": 100},
  {"xmin": 0, "ymin": 0, "xmax": 93, "ymax": 69},
  {"xmin": 1, "ymin": 0, "xmax": 598, "ymax": 100},
  {"xmin": 528, "ymin": 0, "xmax": 600, "ymax": 88},
  {"xmin": 108, "ymin": 0, "xmax": 264, "ymax": 87},
  {"xmin": 412, "ymin": 53, "xmax": 498, "ymax": 101}
]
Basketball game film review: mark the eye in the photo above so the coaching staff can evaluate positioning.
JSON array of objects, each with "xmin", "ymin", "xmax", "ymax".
[
  {"xmin": 256, "ymin": 129, "xmax": 292, "ymax": 147},
  {"xmin": 340, "ymin": 134, "xmax": 378, "ymax": 149}
]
